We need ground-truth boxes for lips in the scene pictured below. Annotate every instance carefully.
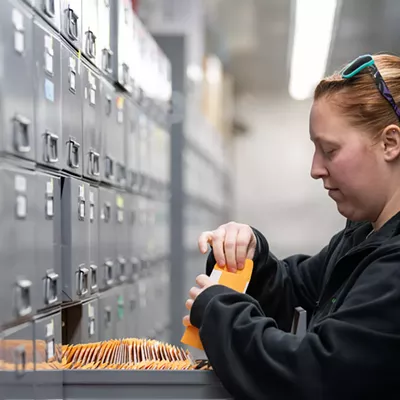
[327,189,341,201]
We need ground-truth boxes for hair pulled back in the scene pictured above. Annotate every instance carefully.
[314,54,400,136]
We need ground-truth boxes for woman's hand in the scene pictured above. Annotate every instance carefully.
[198,222,257,272]
[182,274,216,327]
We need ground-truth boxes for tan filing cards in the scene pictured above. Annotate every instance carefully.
[181,259,254,350]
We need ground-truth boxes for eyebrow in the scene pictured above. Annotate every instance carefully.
[311,136,338,146]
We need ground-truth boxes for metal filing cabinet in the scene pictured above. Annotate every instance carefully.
[97,0,112,75]
[61,41,83,176]
[32,0,61,31]
[127,194,140,276]
[63,370,232,399]
[115,94,126,187]
[158,258,171,338]
[34,172,62,312]
[98,287,126,340]
[0,167,36,326]
[146,198,156,258]
[114,286,126,339]
[137,270,151,339]
[60,0,82,50]
[98,289,115,341]
[0,322,35,400]
[123,283,138,338]
[100,80,116,185]
[137,195,149,259]
[82,62,101,180]
[0,0,35,162]
[33,16,62,170]
[138,112,150,194]
[81,0,98,66]
[98,187,116,291]
[110,0,133,92]
[34,312,63,400]
[115,191,128,285]
[89,186,99,295]
[81,297,99,343]
[61,177,90,302]
[125,100,141,192]
[66,297,99,345]
[34,312,62,368]
[155,199,164,257]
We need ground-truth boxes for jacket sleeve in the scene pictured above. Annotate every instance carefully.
[205,227,345,331]
[192,250,400,400]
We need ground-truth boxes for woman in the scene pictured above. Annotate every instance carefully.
[184,54,400,400]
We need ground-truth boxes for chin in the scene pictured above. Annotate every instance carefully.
[336,203,366,222]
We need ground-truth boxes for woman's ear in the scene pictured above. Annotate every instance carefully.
[381,124,400,161]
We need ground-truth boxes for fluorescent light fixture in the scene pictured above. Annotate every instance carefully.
[289,0,338,100]
[187,64,204,82]
[206,56,222,84]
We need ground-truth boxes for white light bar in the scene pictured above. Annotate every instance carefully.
[289,0,338,100]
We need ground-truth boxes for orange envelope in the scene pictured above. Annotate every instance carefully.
[181,259,254,350]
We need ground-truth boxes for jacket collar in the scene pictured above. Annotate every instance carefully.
[345,210,400,242]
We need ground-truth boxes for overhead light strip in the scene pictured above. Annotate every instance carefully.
[289,0,338,100]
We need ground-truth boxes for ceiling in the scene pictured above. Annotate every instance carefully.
[205,0,400,97]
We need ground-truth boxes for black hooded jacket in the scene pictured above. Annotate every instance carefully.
[190,213,400,400]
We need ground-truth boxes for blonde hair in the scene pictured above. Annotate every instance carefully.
[314,54,400,136]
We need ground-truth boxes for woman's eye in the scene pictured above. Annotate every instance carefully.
[324,149,336,157]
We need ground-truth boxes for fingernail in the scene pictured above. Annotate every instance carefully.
[237,262,243,270]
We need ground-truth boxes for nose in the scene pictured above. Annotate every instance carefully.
[310,152,328,180]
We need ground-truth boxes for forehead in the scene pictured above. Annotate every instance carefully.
[309,99,355,143]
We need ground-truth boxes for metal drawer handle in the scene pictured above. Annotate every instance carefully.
[67,138,80,168]
[118,257,127,283]
[66,7,78,41]
[13,114,31,153]
[102,49,113,74]
[117,164,126,185]
[101,202,111,223]
[90,264,98,292]
[122,63,130,86]
[104,260,114,287]
[44,131,59,163]
[130,257,140,282]
[88,316,95,337]
[85,30,96,58]
[44,0,55,17]
[105,156,114,179]
[45,270,59,305]
[104,306,112,326]
[89,150,100,176]
[76,266,89,296]
[14,345,26,376]
[14,279,32,317]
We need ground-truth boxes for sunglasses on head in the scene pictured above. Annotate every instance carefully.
[340,54,400,120]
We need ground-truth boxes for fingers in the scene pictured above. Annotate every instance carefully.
[198,231,213,254]
[236,226,253,270]
[189,286,202,300]
[212,228,226,266]
[185,298,194,310]
[182,315,190,327]
[224,224,239,271]
[195,274,211,287]
[198,223,255,271]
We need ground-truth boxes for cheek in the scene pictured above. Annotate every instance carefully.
[331,149,380,190]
